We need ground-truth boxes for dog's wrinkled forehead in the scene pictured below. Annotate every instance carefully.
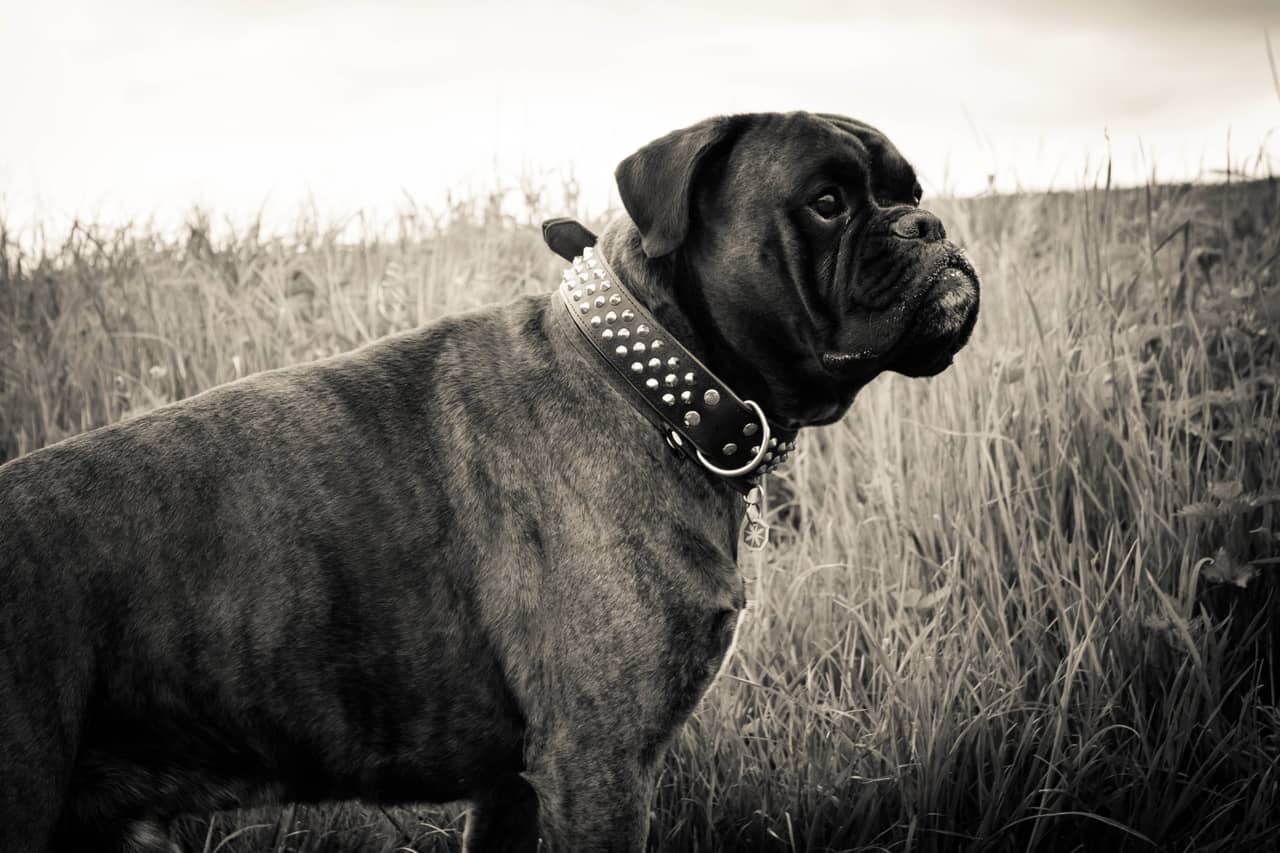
[615,111,926,259]
[717,112,921,210]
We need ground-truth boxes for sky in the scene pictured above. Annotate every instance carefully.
[2,0,1278,237]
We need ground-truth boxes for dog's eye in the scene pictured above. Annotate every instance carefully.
[912,183,923,206]
[810,191,844,219]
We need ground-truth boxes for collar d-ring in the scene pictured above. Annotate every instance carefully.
[694,400,771,477]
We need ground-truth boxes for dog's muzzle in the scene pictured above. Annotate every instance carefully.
[821,243,980,378]
[888,251,980,377]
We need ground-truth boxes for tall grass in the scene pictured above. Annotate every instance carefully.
[2,174,1278,852]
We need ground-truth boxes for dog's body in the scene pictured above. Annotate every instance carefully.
[2,294,738,851]
[0,112,977,851]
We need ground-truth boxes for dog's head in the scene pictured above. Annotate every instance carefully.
[611,111,979,427]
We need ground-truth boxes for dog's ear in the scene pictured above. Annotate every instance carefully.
[615,116,747,259]
[541,218,597,262]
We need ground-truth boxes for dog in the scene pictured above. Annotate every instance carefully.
[0,111,978,852]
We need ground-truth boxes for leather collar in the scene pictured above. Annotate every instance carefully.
[544,219,796,495]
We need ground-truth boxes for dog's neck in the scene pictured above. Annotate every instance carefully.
[550,218,797,494]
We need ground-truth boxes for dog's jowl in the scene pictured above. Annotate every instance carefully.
[0,111,977,852]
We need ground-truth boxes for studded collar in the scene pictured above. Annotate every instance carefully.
[544,219,796,495]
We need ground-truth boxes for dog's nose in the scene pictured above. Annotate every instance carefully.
[891,210,946,243]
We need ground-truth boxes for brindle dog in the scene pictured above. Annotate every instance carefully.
[0,112,978,852]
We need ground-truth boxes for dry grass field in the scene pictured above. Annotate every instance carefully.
[2,172,1278,852]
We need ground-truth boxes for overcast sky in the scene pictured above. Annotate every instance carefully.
[2,0,1278,235]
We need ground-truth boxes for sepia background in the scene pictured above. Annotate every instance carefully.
[4,0,1279,231]
[2,1,1280,850]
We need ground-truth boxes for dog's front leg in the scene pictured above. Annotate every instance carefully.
[524,742,659,853]
[462,749,656,853]
[462,773,542,853]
